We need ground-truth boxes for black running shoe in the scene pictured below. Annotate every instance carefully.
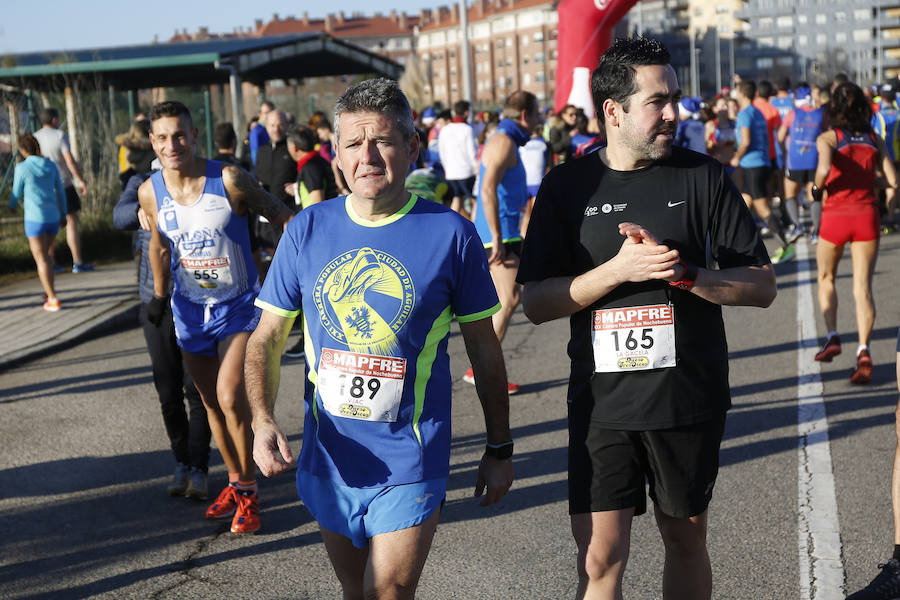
[847,558,900,599]
[284,338,305,358]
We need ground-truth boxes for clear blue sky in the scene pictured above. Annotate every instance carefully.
[0,0,448,54]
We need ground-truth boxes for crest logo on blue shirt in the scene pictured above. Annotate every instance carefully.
[313,247,416,356]
[162,210,179,232]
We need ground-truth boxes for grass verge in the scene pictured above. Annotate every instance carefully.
[0,212,133,283]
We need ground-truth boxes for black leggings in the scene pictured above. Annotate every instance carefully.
[140,302,211,471]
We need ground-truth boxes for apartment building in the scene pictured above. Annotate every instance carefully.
[625,0,747,97]
[734,0,900,87]
[415,0,557,109]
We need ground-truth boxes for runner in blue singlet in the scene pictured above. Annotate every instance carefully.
[138,101,294,535]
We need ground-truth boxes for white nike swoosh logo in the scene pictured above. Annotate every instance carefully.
[415,493,434,503]
[667,201,686,207]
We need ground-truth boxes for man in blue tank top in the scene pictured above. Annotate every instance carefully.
[777,85,824,241]
[469,90,542,393]
[138,101,294,534]
[245,78,514,598]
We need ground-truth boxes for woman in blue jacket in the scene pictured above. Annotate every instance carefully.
[8,134,67,311]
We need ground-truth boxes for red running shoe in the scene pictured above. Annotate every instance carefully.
[205,484,237,520]
[231,493,260,534]
[850,349,873,385]
[462,367,520,394]
[814,335,841,362]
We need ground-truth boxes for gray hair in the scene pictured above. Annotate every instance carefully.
[333,78,415,143]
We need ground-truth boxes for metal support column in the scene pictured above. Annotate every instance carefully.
[127,90,136,123]
[204,88,213,158]
[460,0,473,115]
[108,85,116,135]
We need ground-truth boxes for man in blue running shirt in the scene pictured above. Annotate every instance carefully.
[467,90,543,393]
[245,78,514,599]
[138,101,294,534]
[732,80,795,263]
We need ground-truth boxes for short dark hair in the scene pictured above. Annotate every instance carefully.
[213,122,236,150]
[502,90,539,120]
[149,101,193,126]
[286,126,318,152]
[591,37,671,123]
[739,80,757,100]
[333,77,415,143]
[452,100,470,116]
[775,77,791,92]
[260,100,275,111]
[40,107,59,125]
[757,80,773,98]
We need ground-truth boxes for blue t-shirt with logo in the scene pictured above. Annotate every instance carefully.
[736,105,770,168]
[256,194,500,488]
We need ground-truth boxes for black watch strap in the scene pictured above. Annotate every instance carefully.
[485,441,514,459]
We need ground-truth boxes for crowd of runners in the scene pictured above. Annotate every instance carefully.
[9,33,893,599]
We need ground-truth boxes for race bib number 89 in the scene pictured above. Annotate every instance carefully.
[591,304,676,372]
[318,348,406,422]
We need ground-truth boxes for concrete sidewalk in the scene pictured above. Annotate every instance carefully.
[0,261,141,370]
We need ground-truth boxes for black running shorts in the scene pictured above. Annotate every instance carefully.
[568,408,726,518]
[483,240,522,261]
[785,168,815,185]
[741,166,771,201]
[65,186,81,214]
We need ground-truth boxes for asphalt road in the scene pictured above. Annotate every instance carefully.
[2,233,900,599]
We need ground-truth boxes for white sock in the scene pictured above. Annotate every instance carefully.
[857,345,869,357]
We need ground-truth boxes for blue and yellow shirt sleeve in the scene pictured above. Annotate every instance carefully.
[453,224,501,323]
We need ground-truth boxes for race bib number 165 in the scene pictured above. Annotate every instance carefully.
[591,304,676,372]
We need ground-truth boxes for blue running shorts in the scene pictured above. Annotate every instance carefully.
[171,288,260,356]
[297,470,446,548]
[24,220,59,238]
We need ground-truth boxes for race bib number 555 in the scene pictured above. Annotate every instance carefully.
[317,348,406,422]
[591,304,676,372]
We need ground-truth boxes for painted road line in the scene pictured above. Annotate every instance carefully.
[795,240,845,599]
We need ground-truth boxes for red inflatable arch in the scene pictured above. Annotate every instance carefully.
[554,0,640,119]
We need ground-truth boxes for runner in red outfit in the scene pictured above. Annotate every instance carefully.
[812,83,897,384]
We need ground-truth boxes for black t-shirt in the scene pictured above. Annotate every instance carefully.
[255,139,296,206]
[517,147,769,429]
[298,154,338,202]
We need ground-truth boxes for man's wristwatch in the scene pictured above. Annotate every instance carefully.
[668,260,698,291]
[484,441,514,460]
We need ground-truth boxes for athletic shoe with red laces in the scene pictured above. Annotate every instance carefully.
[205,484,238,520]
[850,349,873,385]
[462,367,520,395]
[231,492,260,534]
[814,335,841,362]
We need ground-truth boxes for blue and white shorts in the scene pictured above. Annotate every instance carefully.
[171,288,260,356]
[297,470,446,549]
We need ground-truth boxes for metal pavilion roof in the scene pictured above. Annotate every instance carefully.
[0,32,403,90]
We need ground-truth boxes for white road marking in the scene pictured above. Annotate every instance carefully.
[795,240,846,599]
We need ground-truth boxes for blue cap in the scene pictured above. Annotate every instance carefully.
[679,97,701,114]
[795,86,811,100]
